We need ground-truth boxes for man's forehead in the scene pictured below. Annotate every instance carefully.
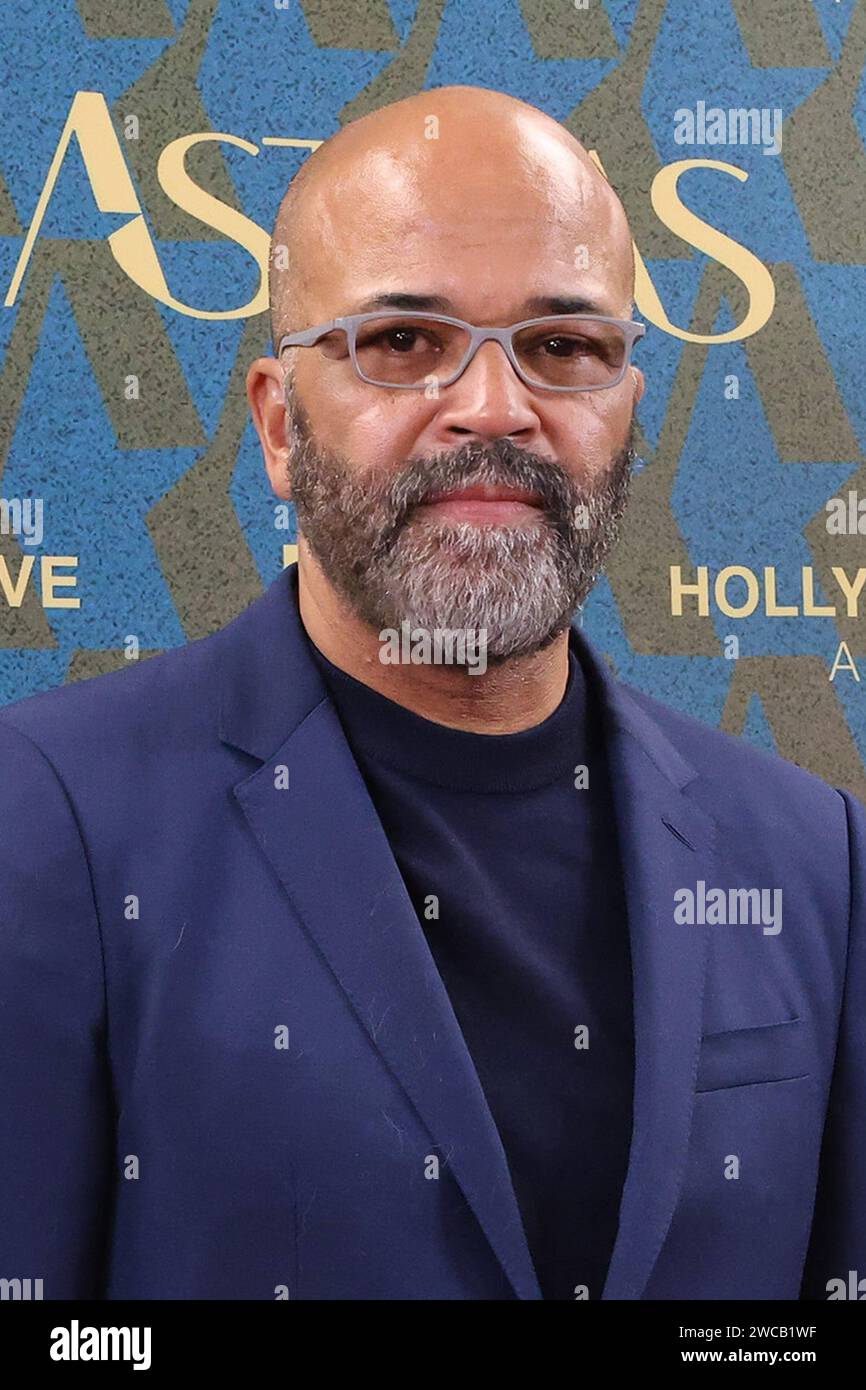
[310,259,631,327]
[301,204,630,318]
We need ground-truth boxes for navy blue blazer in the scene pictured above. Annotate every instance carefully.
[0,562,863,1300]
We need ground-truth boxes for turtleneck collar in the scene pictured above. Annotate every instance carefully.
[304,625,592,795]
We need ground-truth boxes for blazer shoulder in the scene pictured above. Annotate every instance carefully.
[618,677,853,814]
[0,623,228,761]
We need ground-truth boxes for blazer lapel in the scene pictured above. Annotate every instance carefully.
[218,565,543,1301]
[573,635,718,1300]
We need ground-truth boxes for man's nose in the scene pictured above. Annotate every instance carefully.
[432,338,541,441]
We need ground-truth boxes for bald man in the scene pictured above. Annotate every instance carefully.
[0,87,863,1303]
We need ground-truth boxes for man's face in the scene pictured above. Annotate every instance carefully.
[275,135,643,662]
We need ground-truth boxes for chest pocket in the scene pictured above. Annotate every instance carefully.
[696,1017,810,1093]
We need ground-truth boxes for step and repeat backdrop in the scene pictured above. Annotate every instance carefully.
[0,0,864,796]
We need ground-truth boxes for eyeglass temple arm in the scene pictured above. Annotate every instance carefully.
[278,321,341,352]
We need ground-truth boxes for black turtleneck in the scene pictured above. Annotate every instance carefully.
[305,626,634,1300]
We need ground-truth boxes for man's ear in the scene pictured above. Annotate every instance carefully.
[246,357,292,499]
[631,366,645,406]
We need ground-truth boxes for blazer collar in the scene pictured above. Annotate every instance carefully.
[218,564,716,1300]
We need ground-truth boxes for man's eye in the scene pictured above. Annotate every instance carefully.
[541,336,594,357]
[368,328,441,354]
[381,329,421,352]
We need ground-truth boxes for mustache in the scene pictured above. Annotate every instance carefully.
[373,438,583,556]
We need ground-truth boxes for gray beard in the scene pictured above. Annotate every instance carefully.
[286,387,635,665]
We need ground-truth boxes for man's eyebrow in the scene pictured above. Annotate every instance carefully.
[353,293,454,313]
[523,295,608,317]
[350,292,611,317]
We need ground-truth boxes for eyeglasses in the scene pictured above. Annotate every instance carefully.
[276,311,645,392]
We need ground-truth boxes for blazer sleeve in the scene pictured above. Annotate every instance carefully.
[0,719,115,1299]
[800,786,866,1298]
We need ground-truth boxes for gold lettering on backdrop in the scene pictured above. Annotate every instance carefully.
[670,565,866,619]
[645,160,775,342]
[5,91,140,308]
[589,151,775,342]
[151,133,269,318]
[5,91,269,319]
[5,91,775,342]
[0,556,79,608]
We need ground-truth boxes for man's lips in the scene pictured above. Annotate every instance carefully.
[414,483,544,525]
[423,483,542,506]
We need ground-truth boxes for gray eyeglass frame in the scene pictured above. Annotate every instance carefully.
[276,311,646,392]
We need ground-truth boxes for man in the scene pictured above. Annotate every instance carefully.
[0,85,862,1302]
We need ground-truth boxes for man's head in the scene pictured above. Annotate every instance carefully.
[248,84,644,663]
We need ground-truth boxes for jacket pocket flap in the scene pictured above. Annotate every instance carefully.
[696,1017,809,1093]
